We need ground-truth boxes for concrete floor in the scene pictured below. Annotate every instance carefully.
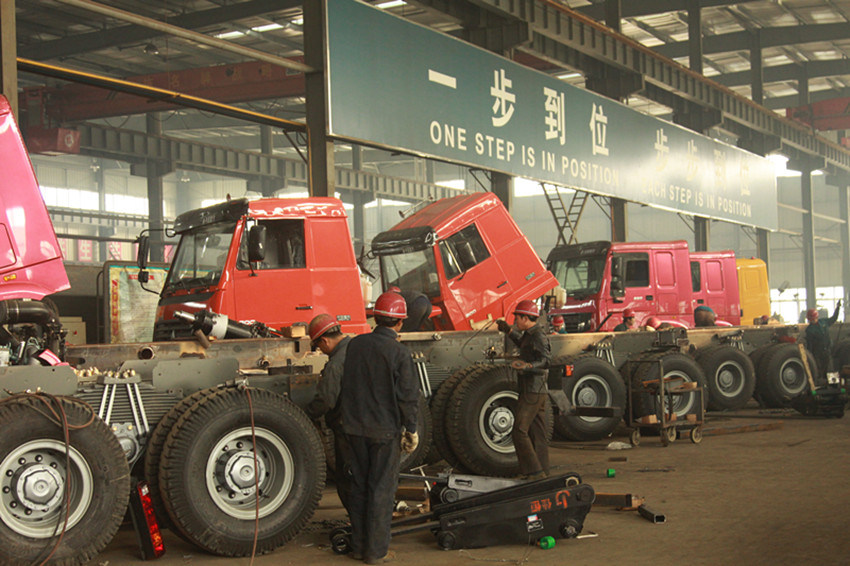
[95,407,850,566]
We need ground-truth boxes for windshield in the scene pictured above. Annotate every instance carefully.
[550,254,606,299]
[380,249,440,298]
[165,221,237,291]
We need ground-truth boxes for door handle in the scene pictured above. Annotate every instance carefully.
[497,281,508,288]
[646,295,654,300]
[295,305,313,310]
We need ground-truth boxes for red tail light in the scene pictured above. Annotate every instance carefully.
[130,481,166,560]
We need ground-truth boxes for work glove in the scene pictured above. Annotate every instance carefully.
[400,431,419,454]
[496,319,511,333]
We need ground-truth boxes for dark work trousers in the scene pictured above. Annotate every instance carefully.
[512,376,549,476]
[331,425,353,513]
[347,434,400,561]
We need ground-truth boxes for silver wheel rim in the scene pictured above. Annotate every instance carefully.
[715,360,746,398]
[205,427,294,520]
[0,440,93,538]
[663,369,695,416]
[778,358,807,396]
[570,374,613,423]
[478,390,518,454]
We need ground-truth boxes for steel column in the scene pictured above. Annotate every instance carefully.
[749,31,763,105]
[688,0,703,75]
[0,0,16,118]
[259,125,279,197]
[756,228,770,273]
[491,172,513,211]
[838,182,850,322]
[604,0,621,33]
[801,165,816,310]
[611,197,627,242]
[694,216,709,252]
[146,114,166,263]
[304,0,334,198]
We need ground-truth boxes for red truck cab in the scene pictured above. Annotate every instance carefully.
[547,240,695,332]
[371,193,558,331]
[153,197,370,340]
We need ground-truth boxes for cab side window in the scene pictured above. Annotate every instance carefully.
[619,253,649,287]
[438,224,491,279]
[237,219,305,270]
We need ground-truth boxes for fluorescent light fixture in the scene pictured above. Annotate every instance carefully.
[436,179,465,191]
[290,17,304,25]
[252,23,285,32]
[557,72,581,80]
[376,0,407,8]
[215,31,245,40]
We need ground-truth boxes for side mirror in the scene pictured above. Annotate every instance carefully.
[248,225,266,263]
[610,256,622,278]
[136,235,150,269]
[611,276,625,299]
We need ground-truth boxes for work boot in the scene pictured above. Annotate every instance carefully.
[365,550,395,564]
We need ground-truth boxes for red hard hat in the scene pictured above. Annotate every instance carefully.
[551,315,564,325]
[308,313,340,343]
[374,291,407,319]
[645,316,662,328]
[387,285,401,294]
[806,308,818,322]
[623,308,635,318]
[513,299,540,317]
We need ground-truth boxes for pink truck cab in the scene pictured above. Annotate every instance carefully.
[547,240,695,332]
[370,193,558,331]
[153,197,370,340]
[0,96,69,302]
[689,250,742,325]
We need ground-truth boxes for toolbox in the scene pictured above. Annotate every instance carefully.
[330,472,594,552]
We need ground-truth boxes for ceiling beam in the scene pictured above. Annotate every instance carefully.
[654,23,850,59]
[764,87,850,111]
[577,0,759,20]
[20,0,302,61]
[713,59,850,88]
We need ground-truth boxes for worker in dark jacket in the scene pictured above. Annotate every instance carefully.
[305,313,353,512]
[340,291,419,565]
[613,308,636,331]
[497,299,551,480]
[805,301,842,378]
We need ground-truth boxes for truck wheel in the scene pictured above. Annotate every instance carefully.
[445,364,553,477]
[696,346,756,411]
[159,387,325,556]
[0,397,130,565]
[399,392,432,471]
[429,365,480,467]
[632,352,707,419]
[554,354,626,441]
[756,343,813,407]
[832,339,850,373]
[144,387,221,533]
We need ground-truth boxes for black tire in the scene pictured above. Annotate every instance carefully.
[445,364,553,477]
[756,343,815,407]
[429,365,480,467]
[832,339,850,373]
[696,346,756,411]
[554,354,626,441]
[0,397,130,566]
[399,392,432,471]
[143,387,221,532]
[631,352,707,420]
[749,343,776,378]
[159,387,325,556]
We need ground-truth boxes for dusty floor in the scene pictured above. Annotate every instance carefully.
[95,407,850,566]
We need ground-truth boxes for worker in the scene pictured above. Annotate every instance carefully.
[550,315,567,334]
[642,316,662,331]
[804,301,842,379]
[305,313,353,513]
[496,299,551,481]
[387,285,432,332]
[613,308,636,331]
[340,291,420,565]
[694,305,717,327]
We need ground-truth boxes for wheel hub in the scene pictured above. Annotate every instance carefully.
[488,406,514,440]
[718,369,735,389]
[220,450,266,494]
[15,465,64,511]
[576,386,599,406]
